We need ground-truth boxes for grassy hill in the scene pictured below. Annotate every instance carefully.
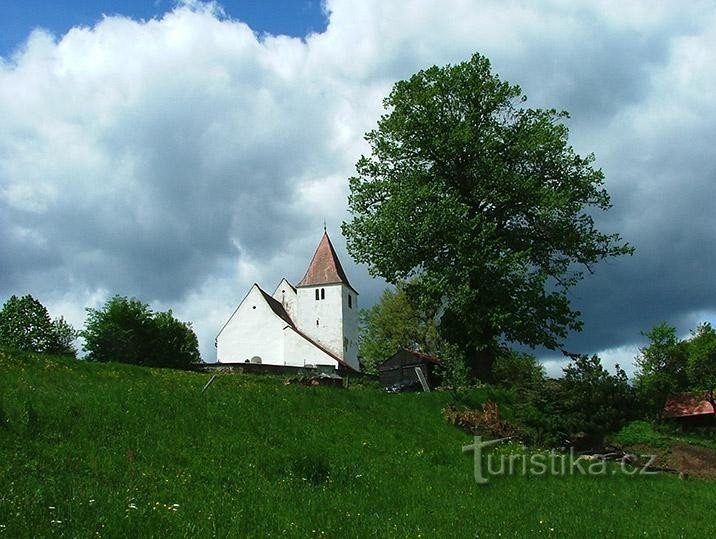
[1,350,715,537]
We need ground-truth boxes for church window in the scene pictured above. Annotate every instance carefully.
[321,288,325,300]
[348,294,352,308]
[315,289,320,300]
[316,319,319,326]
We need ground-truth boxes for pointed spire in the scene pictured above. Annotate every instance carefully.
[297,232,354,290]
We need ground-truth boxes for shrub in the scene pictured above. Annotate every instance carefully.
[612,421,666,447]
[442,401,524,440]
[492,351,545,389]
[559,354,636,446]
[82,296,200,367]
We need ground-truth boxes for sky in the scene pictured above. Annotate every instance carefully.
[1,0,715,375]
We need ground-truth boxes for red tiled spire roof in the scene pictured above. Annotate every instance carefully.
[297,232,354,290]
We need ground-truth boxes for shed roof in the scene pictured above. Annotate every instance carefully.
[297,232,355,291]
[378,348,442,371]
[663,391,715,418]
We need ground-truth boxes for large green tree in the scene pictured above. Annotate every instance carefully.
[633,323,689,417]
[342,53,632,380]
[685,323,716,406]
[0,295,78,357]
[82,296,200,367]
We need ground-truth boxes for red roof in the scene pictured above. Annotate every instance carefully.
[297,232,354,291]
[663,391,715,418]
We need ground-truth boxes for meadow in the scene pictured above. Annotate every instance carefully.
[1,350,715,537]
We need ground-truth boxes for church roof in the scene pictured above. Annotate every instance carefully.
[258,287,296,328]
[297,232,355,291]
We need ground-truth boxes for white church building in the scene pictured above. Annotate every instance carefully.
[215,232,360,372]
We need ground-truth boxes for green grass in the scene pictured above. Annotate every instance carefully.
[1,350,715,537]
[613,420,716,451]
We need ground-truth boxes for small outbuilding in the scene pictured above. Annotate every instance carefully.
[377,348,441,391]
[663,391,715,426]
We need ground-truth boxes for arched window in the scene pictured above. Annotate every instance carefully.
[315,289,320,300]
[348,294,352,309]
[321,288,325,300]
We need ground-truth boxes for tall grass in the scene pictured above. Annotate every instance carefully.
[1,350,714,537]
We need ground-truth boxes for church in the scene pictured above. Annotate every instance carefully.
[215,232,360,372]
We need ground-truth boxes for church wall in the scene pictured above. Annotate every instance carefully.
[341,288,360,370]
[272,279,298,322]
[216,286,286,365]
[295,283,345,359]
[282,328,340,368]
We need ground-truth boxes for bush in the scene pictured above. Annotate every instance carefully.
[492,351,545,389]
[0,295,77,357]
[82,296,200,367]
[612,421,666,447]
[559,355,636,446]
[442,401,525,440]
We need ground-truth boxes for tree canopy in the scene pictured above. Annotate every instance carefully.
[342,53,633,379]
[0,295,78,357]
[634,321,716,417]
[358,284,439,373]
[82,295,200,367]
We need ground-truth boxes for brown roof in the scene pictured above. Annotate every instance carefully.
[663,391,715,418]
[297,232,355,291]
[410,350,442,365]
[258,287,296,328]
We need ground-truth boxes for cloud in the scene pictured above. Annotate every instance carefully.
[1,0,715,368]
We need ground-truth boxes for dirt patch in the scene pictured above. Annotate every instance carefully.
[627,443,716,480]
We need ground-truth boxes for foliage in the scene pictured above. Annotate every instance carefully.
[435,341,473,392]
[342,52,633,380]
[612,421,668,448]
[358,284,438,373]
[48,316,80,357]
[492,351,545,389]
[0,294,77,357]
[685,322,716,392]
[559,354,635,445]
[82,295,199,367]
[442,400,524,440]
[2,350,715,537]
[634,323,689,417]
[151,310,201,368]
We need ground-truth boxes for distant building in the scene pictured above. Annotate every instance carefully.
[663,391,715,424]
[215,232,360,372]
[377,349,441,389]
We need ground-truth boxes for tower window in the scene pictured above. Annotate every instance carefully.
[321,288,325,300]
[348,294,352,309]
[315,289,320,300]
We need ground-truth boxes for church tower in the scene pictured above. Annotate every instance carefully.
[295,232,359,370]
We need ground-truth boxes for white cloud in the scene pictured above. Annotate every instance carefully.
[1,1,716,361]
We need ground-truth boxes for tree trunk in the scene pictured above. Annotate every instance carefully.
[467,345,496,383]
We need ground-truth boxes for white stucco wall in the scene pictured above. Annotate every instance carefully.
[341,288,360,370]
[295,283,345,359]
[283,327,339,368]
[216,285,287,365]
[272,278,298,323]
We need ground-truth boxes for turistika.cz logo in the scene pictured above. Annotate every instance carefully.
[462,436,658,485]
